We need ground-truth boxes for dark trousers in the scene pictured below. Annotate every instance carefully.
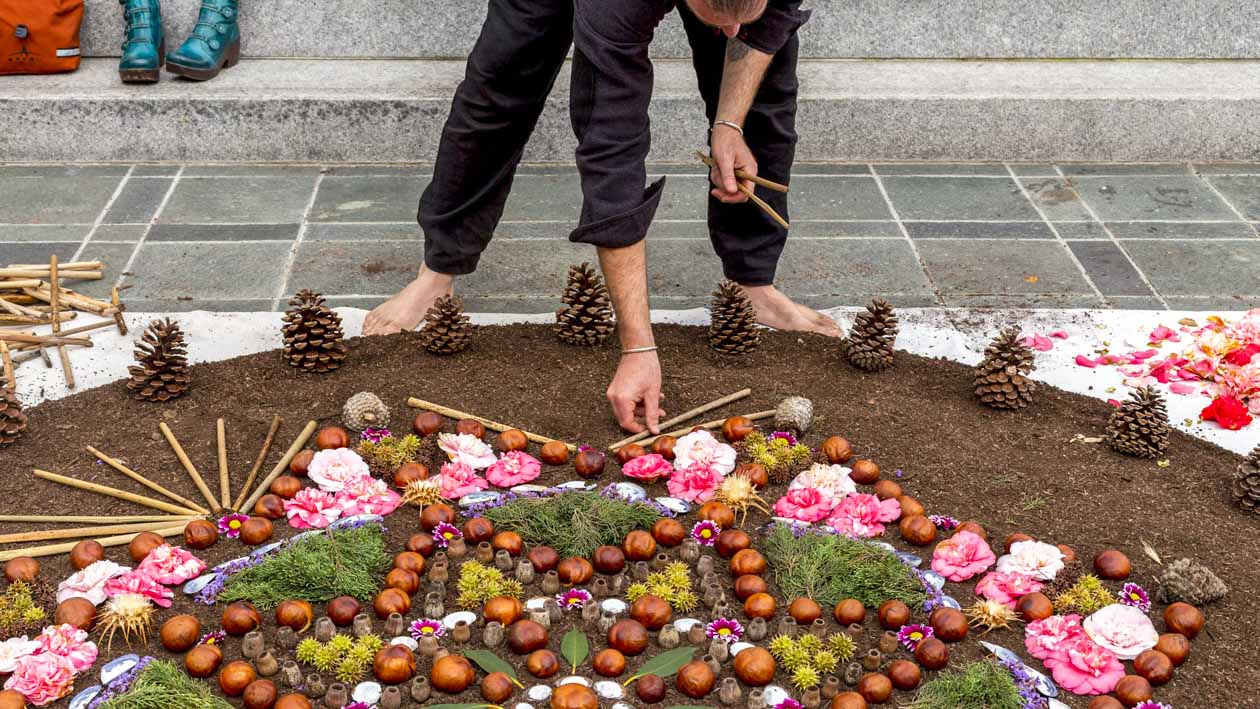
[418,0,799,287]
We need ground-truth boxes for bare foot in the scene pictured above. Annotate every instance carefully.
[362,266,454,336]
[741,285,844,338]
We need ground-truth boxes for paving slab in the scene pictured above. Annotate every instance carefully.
[0,175,121,223]
[1122,240,1260,297]
[915,240,1096,296]
[122,241,293,300]
[1066,241,1158,296]
[310,176,427,223]
[102,178,174,224]
[880,176,1042,221]
[159,176,318,224]
[1071,176,1240,221]
[1204,176,1260,220]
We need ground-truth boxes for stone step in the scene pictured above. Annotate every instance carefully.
[79,0,1260,60]
[4,58,1259,162]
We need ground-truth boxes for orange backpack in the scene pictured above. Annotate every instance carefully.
[0,0,84,75]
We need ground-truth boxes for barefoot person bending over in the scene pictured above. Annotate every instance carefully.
[364,0,840,433]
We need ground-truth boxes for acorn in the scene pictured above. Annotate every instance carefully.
[675,660,716,698]
[834,599,866,625]
[497,429,528,452]
[183,519,219,550]
[69,540,105,570]
[1112,675,1153,707]
[929,607,968,642]
[651,518,686,547]
[373,643,416,684]
[574,449,607,478]
[289,449,315,476]
[327,596,362,626]
[242,679,278,709]
[872,479,902,501]
[856,673,892,703]
[913,638,949,670]
[275,600,314,633]
[721,416,755,442]
[219,660,258,696]
[462,517,495,544]
[55,597,96,631]
[412,411,444,436]
[128,531,165,562]
[2,557,37,583]
[623,530,657,561]
[733,646,776,686]
[1004,532,1034,553]
[593,648,627,677]
[1016,592,1054,622]
[552,684,599,709]
[821,436,853,464]
[887,659,921,691]
[730,548,767,576]
[1133,649,1174,686]
[507,619,549,655]
[630,594,672,630]
[736,462,769,488]
[528,545,560,572]
[699,501,736,529]
[223,602,262,635]
[482,671,515,702]
[607,619,649,655]
[483,596,525,626]
[1093,549,1131,580]
[734,575,769,601]
[315,425,350,450]
[420,503,456,531]
[160,614,202,652]
[955,521,987,540]
[240,517,274,545]
[254,494,286,520]
[899,515,937,546]
[715,529,752,558]
[393,462,429,488]
[526,649,561,678]
[406,534,437,557]
[492,530,524,556]
[831,692,868,709]
[374,588,411,618]
[744,592,777,619]
[1164,602,1204,639]
[431,654,476,693]
[849,460,880,485]
[186,643,224,678]
[540,441,570,465]
[898,495,925,518]
[276,695,313,709]
[650,435,676,460]
[616,443,647,465]
[636,674,667,704]
[1155,633,1190,666]
[386,567,420,595]
[456,418,486,438]
[878,600,911,629]
[558,557,594,585]
[788,598,823,625]
[593,545,627,574]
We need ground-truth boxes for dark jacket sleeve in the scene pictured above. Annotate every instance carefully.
[739,0,811,57]
[568,0,671,249]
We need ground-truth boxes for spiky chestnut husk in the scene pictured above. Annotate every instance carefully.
[402,479,444,508]
[96,593,156,649]
[713,475,771,525]
[964,599,1021,634]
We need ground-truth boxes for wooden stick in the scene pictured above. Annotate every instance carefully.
[20,287,111,315]
[0,526,185,562]
[0,341,13,390]
[0,313,76,326]
[5,261,102,271]
[0,280,42,290]
[406,397,576,452]
[110,286,128,336]
[0,520,189,545]
[32,469,202,516]
[85,446,209,515]
[0,269,101,280]
[736,184,791,229]
[216,419,231,510]
[234,415,283,511]
[49,256,75,389]
[240,420,317,513]
[0,514,199,525]
[0,333,91,347]
[637,410,775,449]
[10,319,114,352]
[158,422,223,513]
[608,388,752,451]
[0,297,39,317]
[694,151,790,193]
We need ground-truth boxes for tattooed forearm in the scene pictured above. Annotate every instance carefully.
[726,38,751,62]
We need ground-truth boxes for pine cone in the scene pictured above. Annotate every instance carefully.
[282,290,348,373]
[1156,558,1229,606]
[0,387,28,447]
[126,318,191,402]
[1231,444,1260,515]
[842,299,898,371]
[1106,386,1170,458]
[709,281,760,355]
[774,396,813,435]
[343,392,390,431]
[419,295,472,355]
[974,326,1037,410]
[555,262,614,347]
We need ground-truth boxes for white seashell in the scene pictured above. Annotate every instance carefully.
[332,514,383,529]
[352,681,382,704]
[526,684,553,701]
[459,491,500,507]
[556,480,595,491]
[69,685,101,709]
[600,599,627,614]
[730,642,754,656]
[612,482,646,502]
[762,685,790,706]
[100,654,140,684]
[654,497,691,514]
[516,704,537,709]
[557,676,591,687]
[871,541,896,554]
[921,570,947,591]
[390,636,418,650]
[595,680,624,699]
[940,595,962,609]
[673,618,703,633]
[511,485,550,495]
[183,572,217,595]
[525,597,549,611]
[442,611,477,629]
[612,704,635,709]
[250,541,284,558]
[896,551,923,567]
[212,556,249,572]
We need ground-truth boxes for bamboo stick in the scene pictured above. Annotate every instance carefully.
[20,287,111,315]
[608,388,751,451]
[32,469,201,516]
[637,410,775,449]
[85,446,209,515]
[5,261,102,271]
[736,183,791,229]
[0,269,101,280]
[234,415,283,511]
[11,319,115,351]
[0,313,75,326]
[0,514,198,525]
[0,341,13,390]
[0,526,185,562]
[0,333,91,347]
[0,520,188,545]
[217,419,230,510]
[406,397,576,452]
[110,286,128,336]
[158,422,223,514]
[694,151,790,193]
[0,280,42,290]
[239,420,317,513]
[49,256,75,389]
[0,297,39,317]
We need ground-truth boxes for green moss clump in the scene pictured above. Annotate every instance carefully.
[1055,575,1114,614]
[456,561,523,609]
[762,524,928,609]
[480,491,662,558]
[98,660,233,709]
[906,660,1025,709]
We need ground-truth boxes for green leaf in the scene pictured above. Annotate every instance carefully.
[623,646,696,685]
[463,649,523,688]
[561,628,590,673]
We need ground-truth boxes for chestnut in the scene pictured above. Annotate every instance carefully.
[834,598,866,626]
[275,600,314,633]
[914,637,949,670]
[484,596,525,626]
[160,614,201,652]
[878,599,911,629]
[2,557,38,583]
[623,529,657,561]
[1087,698,1125,709]
[636,674,667,704]
[887,659,921,691]
[557,557,594,585]
[849,460,880,485]
[1093,549,1131,580]
[527,649,561,678]
[1133,649,1174,686]
[183,519,219,550]
[412,411,444,436]
[698,501,736,529]
[788,598,822,625]
[223,601,262,636]
[240,517,274,545]
[219,660,258,697]
[254,494,286,520]
[405,534,436,557]
[955,521,987,540]
[327,596,362,626]
[1004,532,1034,553]
[186,643,223,678]
[507,619,549,655]
[1164,602,1204,639]
[675,660,716,698]
[386,568,420,595]
[276,695,313,709]
[540,441,570,465]
[552,684,599,709]
[730,548,767,576]
[492,530,524,556]
[373,644,416,684]
[721,416,755,442]
[630,594,672,630]
[607,619,649,655]
[615,443,646,465]
[1155,633,1190,666]
[289,449,314,476]
[650,435,676,460]
[431,654,475,693]
[857,673,892,703]
[129,531,165,562]
[831,692,868,709]
[315,426,350,450]
[374,587,412,618]
[269,475,301,499]
[393,551,426,575]
[242,679,278,709]
[55,597,96,631]
[899,515,937,546]
[456,418,487,439]
[574,449,606,478]
[482,671,515,702]
[463,517,495,544]
[0,690,27,709]
[593,648,627,677]
[1112,675,1153,707]
[929,607,968,642]
[651,518,686,547]
[593,545,627,574]
[744,592,777,620]
[736,462,769,488]
[1016,592,1054,622]
[898,495,925,518]
[872,479,902,501]
[393,462,429,488]
[733,646,776,686]
[420,503,456,531]
[734,574,769,601]
[715,529,752,558]
[497,428,528,452]
[821,436,853,464]
[528,545,560,572]
[69,540,105,570]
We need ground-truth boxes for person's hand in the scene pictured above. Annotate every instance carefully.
[607,351,665,434]
[710,124,757,204]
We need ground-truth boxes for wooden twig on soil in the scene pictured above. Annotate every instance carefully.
[49,256,75,389]
[637,409,775,448]
[0,341,13,390]
[32,469,202,516]
[406,397,576,452]
[0,514,199,524]
[608,388,752,451]
[234,415,283,511]
[0,526,185,562]
[85,446,211,515]
[158,422,223,514]
[239,420,317,513]
[217,419,231,510]
[0,520,188,545]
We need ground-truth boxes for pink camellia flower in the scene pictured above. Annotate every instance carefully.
[772,488,833,523]
[334,475,403,516]
[671,430,737,475]
[485,451,542,488]
[0,636,40,674]
[284,487,343,529]
[3,651,76,706]
[930,530,996,582]
[136,544,207,586]
[1047,634,1125,696]
[437,461,490,500]
[975,571,1044,608]
[621,453,674,483]
[307,448,371,492]
[437,433,497,470]
[56,560,129,605]
[788,463,856,508]
[827,493,902,539]
[995,540,1065,581]
[1082,604,1159,660]
[103,570,174,608]
[36,624,98,674]
[666,463,726,503]
[1025,614,1085,662]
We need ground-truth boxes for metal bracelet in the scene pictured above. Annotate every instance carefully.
[713,119,744,135]
[622,346,659,354]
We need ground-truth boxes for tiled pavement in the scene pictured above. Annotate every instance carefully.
[2,162,1258,313]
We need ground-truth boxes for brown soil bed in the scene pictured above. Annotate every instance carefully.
[1,324,1253,708]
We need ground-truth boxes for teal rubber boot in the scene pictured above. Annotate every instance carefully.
[166,0,240,81]
[118,0,165,84]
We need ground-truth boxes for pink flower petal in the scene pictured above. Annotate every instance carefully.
[1050,331,1070,339]
[1168,381,1199,395]
[1074,355,1099,368]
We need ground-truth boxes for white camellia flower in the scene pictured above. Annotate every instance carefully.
[0,636,40,674]
[995,540,1066,581]
[307,447,372,492]
[56,560,130,605]
[672,430,737,475]
[1083,604,1159,660]
[788,463,857,507]
[437,432,498,470]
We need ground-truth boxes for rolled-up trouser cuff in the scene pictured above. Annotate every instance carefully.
[569,176,667,249]
[423,243,482,277]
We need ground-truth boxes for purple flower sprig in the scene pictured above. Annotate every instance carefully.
[87,655,155,709]
[1000,657,1049,709]
[1119,582,1152,613]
